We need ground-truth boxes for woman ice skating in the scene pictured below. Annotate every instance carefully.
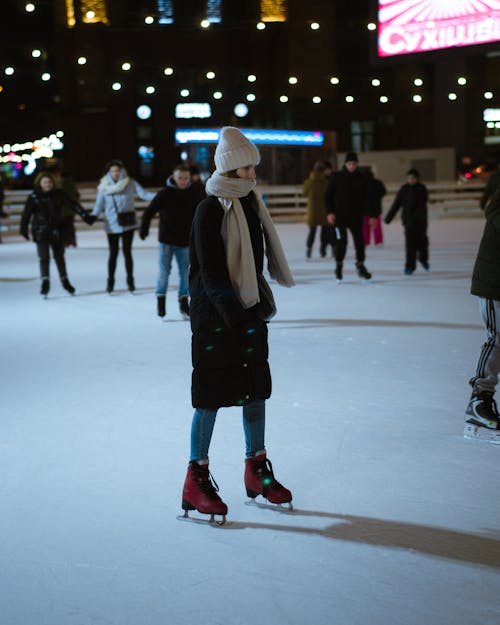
[303,161,330,259]
[180,126,295,524]
[92,160,155,293]
[20,171,94,297]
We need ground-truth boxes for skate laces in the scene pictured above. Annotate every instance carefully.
[480,393,500,418]
[194,466,221,499]
[257,459,283,490]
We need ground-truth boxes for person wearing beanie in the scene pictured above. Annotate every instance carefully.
[324,151,375,282]
[180,126,295,524]
[384,168,429,275]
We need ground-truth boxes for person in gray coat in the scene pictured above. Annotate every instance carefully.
[92,159,155,293]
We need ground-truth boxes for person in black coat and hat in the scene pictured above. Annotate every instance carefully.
[180,127,295,524]
[384,168,429,275]
[325,151,375,282]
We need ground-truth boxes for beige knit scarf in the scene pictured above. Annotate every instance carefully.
[98,175,130,195]
[205,172,295,309]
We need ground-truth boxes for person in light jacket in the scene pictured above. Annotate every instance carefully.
[92,159,155,293]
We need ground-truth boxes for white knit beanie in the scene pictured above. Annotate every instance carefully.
[214,127,260,173]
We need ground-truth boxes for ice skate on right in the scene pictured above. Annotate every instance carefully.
[179,461,228,525]
[356,261,372,280]
[244,451,293,511]
[464,390,500,444]
[335,262,343,284]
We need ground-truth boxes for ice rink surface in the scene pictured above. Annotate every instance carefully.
[1,218,499,625]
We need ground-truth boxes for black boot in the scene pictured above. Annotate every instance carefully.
[127,276,135,292]
[306,247,312,259]
[179,295,190,319]
[335,262,343,282]
[61,276,75,295]
[106,277,114,293]
[40,277,50,297]
[157,295,166,318]
[356,261,372,280]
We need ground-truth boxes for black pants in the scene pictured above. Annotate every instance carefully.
[404,225,428,271]
[306,225,330,251]
[107,229,135,281]
[36,236,67,280]
[334,223,365,264]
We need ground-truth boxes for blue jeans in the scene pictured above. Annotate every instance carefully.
[156,243,189,297]
[190,400,266,461]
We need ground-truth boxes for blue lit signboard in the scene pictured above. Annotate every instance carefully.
[175,128,324,146]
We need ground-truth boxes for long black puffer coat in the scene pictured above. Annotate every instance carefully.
[189,192,271,409]
[324,167,372,226]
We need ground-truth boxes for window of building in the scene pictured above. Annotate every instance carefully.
[206,0,222,23]
[157,0,174,24]
[351,120,374,153]
[261,0,287,22]
[81,1,109,24]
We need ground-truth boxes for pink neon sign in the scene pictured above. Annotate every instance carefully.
[378,0,500,57]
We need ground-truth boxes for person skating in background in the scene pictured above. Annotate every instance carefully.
[384,168,429,275]
[0,176,6,243]
[181,127,295,524]
[464,184,500,444]
[92,159,155,293]
[480,161,500,210]
[303,161,330,259]
[363,168,386,247]
[19,171,94,297]
[139,164,205,319]
[325,151,375,282]
[48,163,81,248]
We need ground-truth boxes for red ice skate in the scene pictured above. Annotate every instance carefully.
[244,452,293,510]
[179,461,228,525]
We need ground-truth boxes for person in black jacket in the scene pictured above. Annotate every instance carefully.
[325,151,375,282]
[20,171,94,296]
[180,127,295,524]
[139,165,205,318]
[384,168,429,275]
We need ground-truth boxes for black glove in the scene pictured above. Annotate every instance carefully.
[84,214,97,225]
[21,231,29,241]
[384,216,390,225]
[139,229,148,241]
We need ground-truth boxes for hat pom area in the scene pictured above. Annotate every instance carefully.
[214,127,260,173]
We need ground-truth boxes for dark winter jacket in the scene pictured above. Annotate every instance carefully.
[189,193,271,409]
[471,185,500,301]
[20,188,91,242]
[139,176,205,246]
[303,170,328,227]
[480,170,500,210]
[324,167,373,226]
[384,182,428,229]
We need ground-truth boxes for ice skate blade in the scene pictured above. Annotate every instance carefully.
[464,423,500,445]
[177,510,227,526]
[245,498,294,512]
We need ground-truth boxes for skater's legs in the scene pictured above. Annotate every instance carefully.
[416,226,429,265]
[36,239,50,279]
[174,246,190,298]
[107,233,120,280]
[190,407,218,462]
[242,399,266,458]
[121,229,134,282]
[350,222,366,263]
[405,227,418,271]
[156,242,174,295]
[306,226,316,250]
[51,237,68,279]
[470,298,500,395]
[373,215,384,245]
[333,226,348,262]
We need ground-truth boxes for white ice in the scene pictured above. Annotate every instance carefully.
[1,219,499,625]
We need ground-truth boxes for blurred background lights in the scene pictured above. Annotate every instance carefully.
[5,67,14,76]
[164,67,174,76]
[144,16,154,24]
[86,10,95,19]
[367,22,376,30]
[414,78,423,86]
[146,85,155,94]
[288,76,298,85]
[346,95,354,102]
[457,77,467,86]
[371,78,381,86]
[413,94,423,102]
[122,62,131,71]
[77,56,87,65]
[213,91,223,99]
[312,96,321,103]
[256,22,266,30]
[180,88,190,97]
[484,91,494,99]
[279,95,288,103]
[206,71,215,79]
[448,92,457,101]
[330,76,340,85]
[136,105,152,120]
[41,72,51,81]
[233,103,249,117]
[201,19,210,28]
[247,74,256,82]
[246,93,256,102]
[112,82,122,91]
[310,22,320,30]
[31,49,41,58]
[25,3,35,11]
[380,95,389,103]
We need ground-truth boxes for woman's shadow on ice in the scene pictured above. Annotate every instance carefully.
[225,509,500,569]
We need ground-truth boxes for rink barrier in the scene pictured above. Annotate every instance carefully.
[0,181,486,239]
